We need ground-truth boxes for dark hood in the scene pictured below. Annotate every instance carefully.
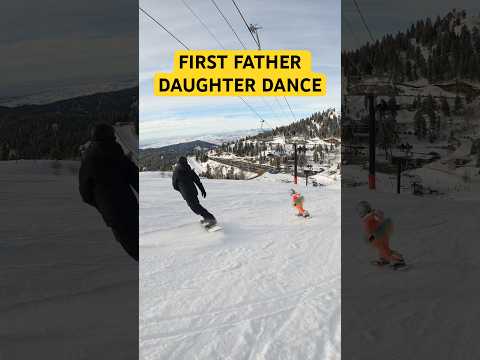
[85,139,125,162]
[176,161,192,173]
[176,156,192,172]
[91,123,115,141]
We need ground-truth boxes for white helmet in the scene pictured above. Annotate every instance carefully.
[356,200,372,217]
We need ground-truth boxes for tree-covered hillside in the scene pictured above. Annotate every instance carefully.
[0,87,138,160]
[343,9,480,83]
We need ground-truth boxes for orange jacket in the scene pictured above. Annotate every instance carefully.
[362,211,401,261]
[362,210,384,238]
[292,193,304,207]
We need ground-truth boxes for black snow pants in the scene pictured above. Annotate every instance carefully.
[186,197,215,221]
[112,226,139,262]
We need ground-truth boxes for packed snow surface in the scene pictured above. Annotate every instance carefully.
[0,160,137,359]
[140,172,340,360]
[342,164,480,358]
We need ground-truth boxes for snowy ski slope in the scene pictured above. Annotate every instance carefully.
[0,161,138,359]
[342,165,480,359]
[140,172,341,360]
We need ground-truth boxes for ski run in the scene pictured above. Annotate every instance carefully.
[140,171,341,360]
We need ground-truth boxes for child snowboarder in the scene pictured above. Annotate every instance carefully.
[356,200,406,270]
[291,189,310,218]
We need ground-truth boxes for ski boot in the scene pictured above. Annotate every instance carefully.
[372,258,390,266]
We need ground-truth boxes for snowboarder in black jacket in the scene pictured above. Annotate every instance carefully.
[79,123,139,261]
[172,156,216,226]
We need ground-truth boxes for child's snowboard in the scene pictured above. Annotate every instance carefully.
[296,210,311,218]
[370,260,409,271]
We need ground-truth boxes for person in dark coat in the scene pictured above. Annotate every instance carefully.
[172,156,216,226]
[79,123,139,261]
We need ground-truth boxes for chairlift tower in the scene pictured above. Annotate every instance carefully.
[288,136,307,185]
[248,24,262,50]
[347,77,398,190]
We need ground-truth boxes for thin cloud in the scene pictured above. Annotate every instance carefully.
[140,0,341,146]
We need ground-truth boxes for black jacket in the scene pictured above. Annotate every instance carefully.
[79,139,138,229]
[172,162,205,201]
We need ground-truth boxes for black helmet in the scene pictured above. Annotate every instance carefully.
[91,123,115,141]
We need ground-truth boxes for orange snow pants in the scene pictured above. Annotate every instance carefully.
[370,221,402,262]
[371,238,403,262]
[295,204,305,216]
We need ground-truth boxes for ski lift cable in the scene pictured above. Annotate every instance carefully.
[274,96,291,122]
[178,0,277,128]
[345,1,383,84]
[352,0,375,43]
[237,96,273,130]
[254,97,282,130]
[230,2,296,127]
[139,5,269,129]
[342,14,379,88]
[216,0,282,129]
[342,13,363,49]
[139,6,190,50]
[180,0,226,49]
[342,14,368,76]
[211,0,284,129]
[260,97,283,122]
[238,97,274,130]
[209,0,248,49]
[177,2,277,130]
[230,0,260,48]
[229,0,296,129]
[284,96,296,122]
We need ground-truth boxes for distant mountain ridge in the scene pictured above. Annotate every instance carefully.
[0,87,138,116]
[140,128,262,149]
[0,78,138,107]
[0,87,138,160]
[139,109,341,173]
[140,140,217,171]
[144,140,217,154]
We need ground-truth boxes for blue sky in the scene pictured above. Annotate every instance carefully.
[139,0,341,147]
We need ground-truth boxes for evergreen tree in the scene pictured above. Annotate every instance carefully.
[440,96,450,116]
[454,95,464,114]
[414,110,427,139]
[0,144,8,161]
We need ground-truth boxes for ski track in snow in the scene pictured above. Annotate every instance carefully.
[140,173,341,360]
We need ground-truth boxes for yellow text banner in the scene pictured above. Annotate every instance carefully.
[154,50,326,97]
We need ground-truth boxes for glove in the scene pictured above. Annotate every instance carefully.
[201,189,206,198]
